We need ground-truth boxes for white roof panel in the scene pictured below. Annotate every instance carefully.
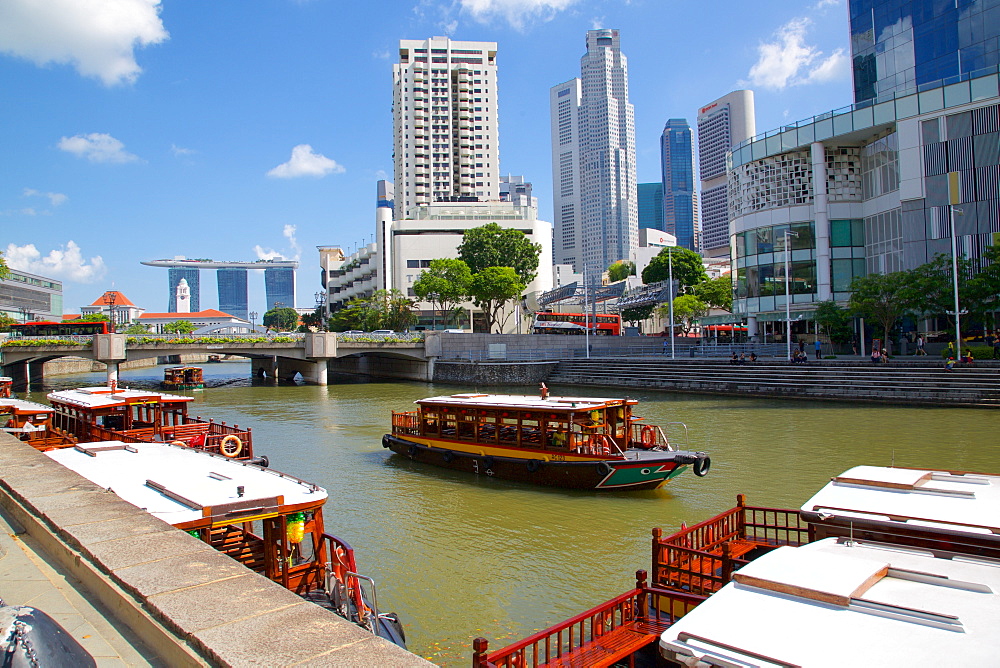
[47,386,193,409]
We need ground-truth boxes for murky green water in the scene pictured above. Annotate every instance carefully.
[26,363,1000,665]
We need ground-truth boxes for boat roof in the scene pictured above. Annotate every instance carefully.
[45,441,326,527]
[0,398,54,415]
[659,537,1000,666]
[415,393,637,412]
[800,465,1000,535]
[47,386,194,409]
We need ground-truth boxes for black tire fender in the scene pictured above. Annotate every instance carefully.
[483,456,495,470]
[693,455,711,477]
[597,461,612,476]
[381,435,391,449]
[527,459,542,473]
[407,444,418,457]
[442,450,455,463]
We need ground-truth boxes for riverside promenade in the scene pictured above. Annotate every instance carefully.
[0,432,432,667]
[545,357,1000,408]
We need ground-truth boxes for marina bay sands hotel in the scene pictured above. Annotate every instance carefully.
[141,259,297,321]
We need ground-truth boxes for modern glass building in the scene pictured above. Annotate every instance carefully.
[216,268,249,321]
[851,0,1000,104]
[0,268,62,321]
[167,267,200,313]
[660,119,697,251]
[264,266,295,311]
[637,182,664,231]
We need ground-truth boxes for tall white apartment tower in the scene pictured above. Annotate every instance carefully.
[696,90,755,258]
[393,37,499,220]
[549,78,582,269]
[551,29,637,278]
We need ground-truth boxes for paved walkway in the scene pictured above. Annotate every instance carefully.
[0,505,163,667]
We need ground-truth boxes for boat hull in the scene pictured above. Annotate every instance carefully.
[382,434,700,490]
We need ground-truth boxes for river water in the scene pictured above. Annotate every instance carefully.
[26,362,1000,665]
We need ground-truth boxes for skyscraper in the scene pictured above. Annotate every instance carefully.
[167,267,200,312]
[637,182,664,231]
[393,37,499,220]
[850,0,1000,104]
[264,266,295,311]
[550,29,637,279]
[660,119,697,251]
[216,268,248,322]
[697,90,755,258]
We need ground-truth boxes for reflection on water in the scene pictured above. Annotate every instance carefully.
[26,362,1000,665]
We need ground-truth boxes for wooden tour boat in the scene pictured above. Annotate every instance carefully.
[385,387,711,490]
[0,376,12,398]
[1,398,78,451]
[161,365,205,390]
[45,441,406,647]
[47,386,262,463]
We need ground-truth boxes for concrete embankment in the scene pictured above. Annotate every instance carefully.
[0,433,433,667]
[545,358,1000,407]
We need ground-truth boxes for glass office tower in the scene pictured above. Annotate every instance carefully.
[264,266,295,310]
[851,0,1000,103]
[660,118,697,251]
[167,267,200,313]
[216,268,248,321]
[637,183,665,231]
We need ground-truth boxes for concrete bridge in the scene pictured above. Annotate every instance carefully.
[1,333,434,386]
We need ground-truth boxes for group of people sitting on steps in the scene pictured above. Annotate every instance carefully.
[729,352,758,365]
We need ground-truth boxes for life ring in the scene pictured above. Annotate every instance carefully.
[693,456,711,477]
[527,459,542,473]
[442,450,455,463]
[170,440,186,447]
[220,435,243,458]
[597,461,612,476]
[640,426,656,448]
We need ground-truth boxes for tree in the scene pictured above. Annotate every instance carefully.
[904,253,974,328]
[641,246,707,290]
[0,250,9,281]
[412,258,472,328]
[300,307,324,331]
[263,307,299,332]
[458,223,542,285]
[813,301,854,345]
[330,299,369,332]
[848,272,911,353]
[621,303,654,325]
[966,244,1000,327]
[371,289,417,332]
[0,312,16,332]
[468,266,524,333]
[68,313,110,322]
[607,260,636,283]
[656,295,708,335]
[693,275,733,312]
[163,320,196,335]
[123,323,150,335]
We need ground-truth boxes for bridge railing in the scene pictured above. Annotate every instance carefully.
[337,332,425,343]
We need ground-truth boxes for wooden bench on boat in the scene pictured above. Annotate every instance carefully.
[652,494,808,596]
[472,571,704,668]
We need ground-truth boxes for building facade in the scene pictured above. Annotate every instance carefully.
[660,118,698,252]
[698,90,756,258]
[167,267,200,313]
[393,37,499,219]
[0,268,62,322]
[638,182,665,231]
[263,266,296,310]
[550,29,638,278]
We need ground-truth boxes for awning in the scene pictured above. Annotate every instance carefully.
[752,310,816,323]
[697,314,744,326]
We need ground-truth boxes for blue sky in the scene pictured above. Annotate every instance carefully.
[1,0,853,316]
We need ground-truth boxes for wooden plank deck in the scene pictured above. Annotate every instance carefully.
[545,618,671,668]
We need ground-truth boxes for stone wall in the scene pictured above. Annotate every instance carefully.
[433,361,558,385]
[329,354,432,381]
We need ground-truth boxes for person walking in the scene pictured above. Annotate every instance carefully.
[994,335,1000,360]
[814,338,822,360]
[915,334,926,355]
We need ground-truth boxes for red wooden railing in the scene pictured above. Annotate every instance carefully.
[83,417,254,458]
[651,494,808,596]
[472,570,704,668]
[391,411,419,436]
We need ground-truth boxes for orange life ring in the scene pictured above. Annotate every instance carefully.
[220,434,243,458]
[170,440,186,447]
[641,425,656,447]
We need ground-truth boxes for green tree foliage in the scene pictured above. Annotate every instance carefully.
[967,244,1000,323]
[123,323,150,335]
[329,290,415,332]
[68,313,111,322]
[299,307,324,331]
[0,312,16,332]
[641,246,707,290]
[607,260,636,283]
[412,258,472,328]
[656,295,708,335]
[903,253,974,326]
[621,303,654,325]
[468,266,524,333]
[813,301,854,344]
[693,275,734,312]
[163,320,196,335]
[848,272,911,353]
[0,250,9,281]
[263,307,300,332]
[458,223,542,285]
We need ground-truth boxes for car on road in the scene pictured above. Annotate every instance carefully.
[371,330,396,335]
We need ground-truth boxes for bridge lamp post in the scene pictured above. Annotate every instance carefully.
[249,311,258,333]
[314,292,327,331]
[102,292,117,332]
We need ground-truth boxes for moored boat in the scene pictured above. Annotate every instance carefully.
[384,388,711,491]
[0,398,77,451]
[47,386,261,462]
[45,441,406,647]
[0,376,12,398]
[161,365,204,390]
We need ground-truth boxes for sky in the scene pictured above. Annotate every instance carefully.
[0,0,854,317]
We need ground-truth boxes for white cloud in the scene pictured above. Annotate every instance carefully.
[746,18,848,90]
[266,144,344,179]
[283,224,302,260]
[0,0,168,86]
[459,0,579,31]
[812,0,840,9]
[170,144,195,157]
[253,245,285,261]
[58,133,139,164]
[5,241,106,283]
[23,188,67,207]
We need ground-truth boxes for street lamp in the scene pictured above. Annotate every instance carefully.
[948,172,967,360]
[249,311,258,332]
[314,291,327,331]
[17,307,32,323]
[102,291,117,332]
[667,246,675,360]
[784,229,800,361]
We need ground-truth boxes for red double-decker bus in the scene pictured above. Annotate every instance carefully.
[532,312,621,336]
[10,321,112,337]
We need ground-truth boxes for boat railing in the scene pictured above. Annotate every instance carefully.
[472,570,704,668]
[391,411,419,435]
[630,420,687,450]
[651,494,808,596]
[83,418,254,458]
